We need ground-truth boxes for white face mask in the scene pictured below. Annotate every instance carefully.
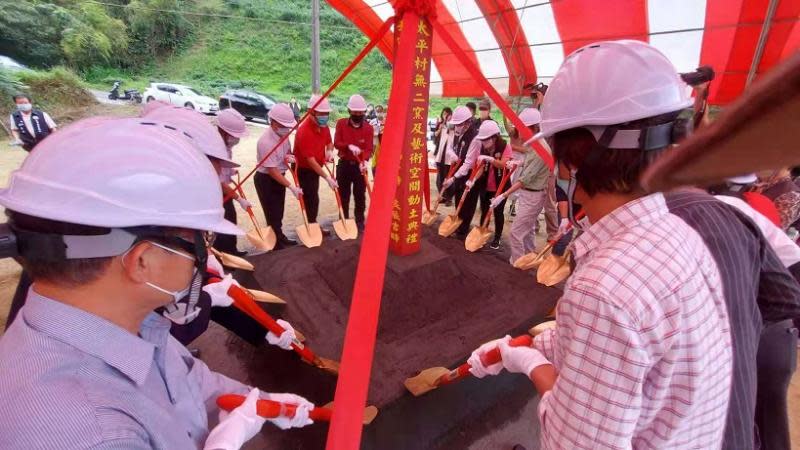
[275,127,291,137]
[17,103,32,113]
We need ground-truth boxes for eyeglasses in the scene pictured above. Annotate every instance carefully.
[147,240,195,261]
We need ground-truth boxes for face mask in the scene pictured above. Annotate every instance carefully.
[479,110,489,119]
[556,164,584,231]
[17,103,32,112]
[315,115,329,126]
[447,123,455,130]
[454,123,468,136]
[275,127,291,137]
[350,115,364,125]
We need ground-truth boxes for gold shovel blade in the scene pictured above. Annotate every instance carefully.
[438,215,463,237]
[332,219,358,241]
[320,402,379,425]
[295,223,323,248]
[421,209,438,226]
[513,243,554,270]
[247,288,286,305]
[537,252,573,286]
[465,226,493,252]
[403,367,450,397]
[209,248,254,271]
[529,320,557,336]
[246,226,276,251]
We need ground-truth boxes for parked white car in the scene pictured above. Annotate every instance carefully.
[142,83,219,114]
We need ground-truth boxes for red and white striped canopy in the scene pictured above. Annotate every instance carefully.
[327,0,800,105]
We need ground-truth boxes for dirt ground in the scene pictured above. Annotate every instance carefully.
[0,113,799,447]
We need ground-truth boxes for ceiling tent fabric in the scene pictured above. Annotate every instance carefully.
[327,0,800,104]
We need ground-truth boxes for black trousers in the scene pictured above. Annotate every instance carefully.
[336,161,366,224]
[754,319,797,450]
[436,162,450,193]
[480,190,507,242]
[298,168,321,223]
[254,171,286,236]
[213,198,239,254]
[456,175,488,235]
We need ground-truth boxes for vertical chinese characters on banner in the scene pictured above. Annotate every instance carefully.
[389,17,433,256]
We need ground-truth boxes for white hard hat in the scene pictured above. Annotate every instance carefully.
[519,108,541,127]
[268,103,298,127]
[347,94,368,112]
[145,106,239,168]
[308,94,332,113]
[727,173,758,185]
[0,117,242,235]
[449,106,472,125]
[475,120,501,140]
[217,108,248,138]
[538,40,692,141]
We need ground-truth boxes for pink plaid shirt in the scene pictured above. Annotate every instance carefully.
[534,193,732,450]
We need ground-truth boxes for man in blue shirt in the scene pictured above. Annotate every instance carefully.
[0,117,313,449]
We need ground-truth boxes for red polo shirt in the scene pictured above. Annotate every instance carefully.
[334,118,374,162]
[294,118,332,170]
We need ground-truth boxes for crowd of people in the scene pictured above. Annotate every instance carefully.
[0,38,798,450]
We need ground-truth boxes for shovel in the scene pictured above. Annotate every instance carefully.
[209,247,254,272]
[217,395,379,425]
[529,320,557,336]
[248,288,287,305]
[324,165,358,241]
[212,276,340,375]
[438,165,483,237]
[404,334,532,397]
[512,211,585,270]
[236,174,276,251]
[289,165,323,248]
[465,166,515,252]
[537,250,574,287]
[422,159,461,226]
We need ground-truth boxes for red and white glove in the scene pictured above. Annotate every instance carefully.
[204,388,267,450]
[265,319,297,350]
[260,393,314,430]
[284,154,296,165]
[359,161,369,172]
[465,179,475,189]
[442,177,455,189]
[348,144,362,157]
[289,186,303,199]
[478,155,495,164]
[325,176,338,189]
[506,160,522,170]
[235,197,252,211]
[202,274,239,308]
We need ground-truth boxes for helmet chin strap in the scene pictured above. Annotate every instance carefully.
[565,168,583,230]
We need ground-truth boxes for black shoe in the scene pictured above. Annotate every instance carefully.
[453,232,467,241]
[490,239,501,249]
[321,228,331,237]
[356,222,365,232]
[444,199,453,207]
[278,234,297,246]
[512,446,527,450]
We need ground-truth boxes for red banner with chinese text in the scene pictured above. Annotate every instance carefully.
[389,16,433,256]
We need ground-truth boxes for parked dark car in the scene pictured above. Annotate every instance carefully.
[219,90,277,121]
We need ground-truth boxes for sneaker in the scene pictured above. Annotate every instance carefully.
[278,234,297,246]
[490,239,501,250]
[321,228,331,237]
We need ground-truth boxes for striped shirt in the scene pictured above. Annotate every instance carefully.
[534,193,732,449]
[665,189,800,449]
[0,290,250,449]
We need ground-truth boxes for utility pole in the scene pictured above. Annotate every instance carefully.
[311,0,321,94]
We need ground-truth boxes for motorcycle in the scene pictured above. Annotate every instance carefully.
[108,81,142,103]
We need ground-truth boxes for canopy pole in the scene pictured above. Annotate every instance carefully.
[747,0,779,86]
[311,0,321,94]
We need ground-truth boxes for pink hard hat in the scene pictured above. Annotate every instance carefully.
[475,120,501,140]
[308,94,332,113]
[145,106,239,168]
[217,108,248,138]
[268,103,298,127]
[347,94,368,112]
[449,106,472,125]
[519,108,542,127]
[140,99,171,117]
[0,117,242,235]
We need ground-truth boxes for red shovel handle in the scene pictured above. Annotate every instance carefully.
[207,276,317,364]
[436,335,533,387]
[324,165,345,210]
[217,394,332,422]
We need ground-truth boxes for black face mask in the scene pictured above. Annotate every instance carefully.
[350,115,364,125]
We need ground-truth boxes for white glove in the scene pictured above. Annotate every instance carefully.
[235,197,252,211]
[265,319,297,350]
[206,252,226,277]
[478,155,495,164]
[498,335,551,376]
[360,161,369,172]
[557,218,570,235]
[348,144,362,157]
[284,154,296,165]
[261,393,314,430]
[445,149,459,165]
[325,149,335,163]
[465,179,475,189]
[506,160,522,170]
[10,139,22,147]
[467,338,506,378]
[289,186,303,199]
[490,194,506,210]
[442,177,455,189]
[325,176,338,189]
[204,388,267,450]
[202,274,239,308]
